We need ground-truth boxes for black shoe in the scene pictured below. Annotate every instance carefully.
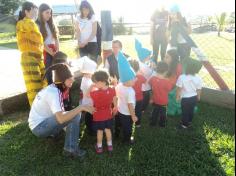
[176,124,188,130]
[63,149,87,159]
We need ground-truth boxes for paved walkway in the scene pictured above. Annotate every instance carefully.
[0,47,26,99]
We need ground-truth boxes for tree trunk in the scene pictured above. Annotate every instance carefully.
[218,28,221,37]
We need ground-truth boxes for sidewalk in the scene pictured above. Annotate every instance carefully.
[0,47,26,100]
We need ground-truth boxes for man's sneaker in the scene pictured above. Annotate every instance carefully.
[95,144,103,154]
[136,124,141,128]
[63,149,87,159]
[177,124,188,130]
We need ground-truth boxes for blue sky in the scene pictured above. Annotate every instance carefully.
[33,0,235,22]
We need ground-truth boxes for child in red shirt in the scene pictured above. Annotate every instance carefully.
[89,70,117,154]
[149,61,173,127]
[129,59,146,127]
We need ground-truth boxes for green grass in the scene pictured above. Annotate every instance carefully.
[0,101,235,176]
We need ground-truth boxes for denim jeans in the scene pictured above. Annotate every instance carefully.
[31,115,81,153]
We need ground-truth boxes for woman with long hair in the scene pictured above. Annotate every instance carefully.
[36,3,59,84]
[28,63,94,158]
[16,1,48,106]
[75,1,98,62]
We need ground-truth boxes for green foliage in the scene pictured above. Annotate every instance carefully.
[0,102,234,176]
[216,12,227,36]
[0,0,24,15]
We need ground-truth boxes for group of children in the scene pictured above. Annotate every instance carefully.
[50,38,202,155]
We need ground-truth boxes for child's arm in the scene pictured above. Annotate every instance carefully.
[112,96,118,116]
[86,84,96,98]
[176,86,182,102]
[197,89,201,101]
[128,103,138,123]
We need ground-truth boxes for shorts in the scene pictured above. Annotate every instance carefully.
[93,119,113,131]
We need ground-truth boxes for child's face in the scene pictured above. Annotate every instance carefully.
[64,77,74,88]
[94,81,106,89]
[143,56,151,63]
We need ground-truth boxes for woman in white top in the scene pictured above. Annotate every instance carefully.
[37,3,59,84]
[28,63,94,158]
[75,1,98,62]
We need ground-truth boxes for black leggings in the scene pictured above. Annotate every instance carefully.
[79,42,98,62]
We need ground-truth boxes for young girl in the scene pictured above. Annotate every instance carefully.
[76,1,98,62]
[37,3,59,84]
[176,59,202,129]
[115,52,138,144]
[16,2,48,106]
[129,59,146,127]
[89,70,117,154]
[80,56,97,135]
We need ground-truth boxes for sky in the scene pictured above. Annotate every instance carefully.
[33,0,235,22]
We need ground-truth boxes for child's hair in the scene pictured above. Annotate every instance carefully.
[52,51,68,64]
[37,3,58,41]
[166,49,180,77]
[156,61,169,74]
[79,1,95,19]
[185,58,202,75]
[112,40,123,49]
[129,59,140,73]
[92,70,110,86]
[18,1,37,22]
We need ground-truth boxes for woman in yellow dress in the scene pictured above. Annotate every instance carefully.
[16,2,47,106]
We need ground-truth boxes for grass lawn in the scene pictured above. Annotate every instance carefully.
[0,99,235,175]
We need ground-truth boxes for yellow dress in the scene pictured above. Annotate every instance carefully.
[16,17,47,106]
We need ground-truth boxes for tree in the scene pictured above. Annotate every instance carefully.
[0,0,24,15]
[216,12,227,37]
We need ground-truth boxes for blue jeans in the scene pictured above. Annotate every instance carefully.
[32,115,81,153]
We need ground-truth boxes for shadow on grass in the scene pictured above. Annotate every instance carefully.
[129,103,234,175]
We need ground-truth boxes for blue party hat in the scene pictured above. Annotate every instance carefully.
[135,39,152,62]
[118,51,136,83]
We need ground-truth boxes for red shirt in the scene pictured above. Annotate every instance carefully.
[133,74,146,101]
[149,76,173,105]
[169,64,183,87]
[90,87,116,122]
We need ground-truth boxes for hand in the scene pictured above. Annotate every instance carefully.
[112,107,118,116]
[176,96,181,102]
[79,105,95,114]
[79,43,86,48]
[197,95,201,101]
[149,99,153,104]
[48,48,56,56]
[131,115,138,123]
